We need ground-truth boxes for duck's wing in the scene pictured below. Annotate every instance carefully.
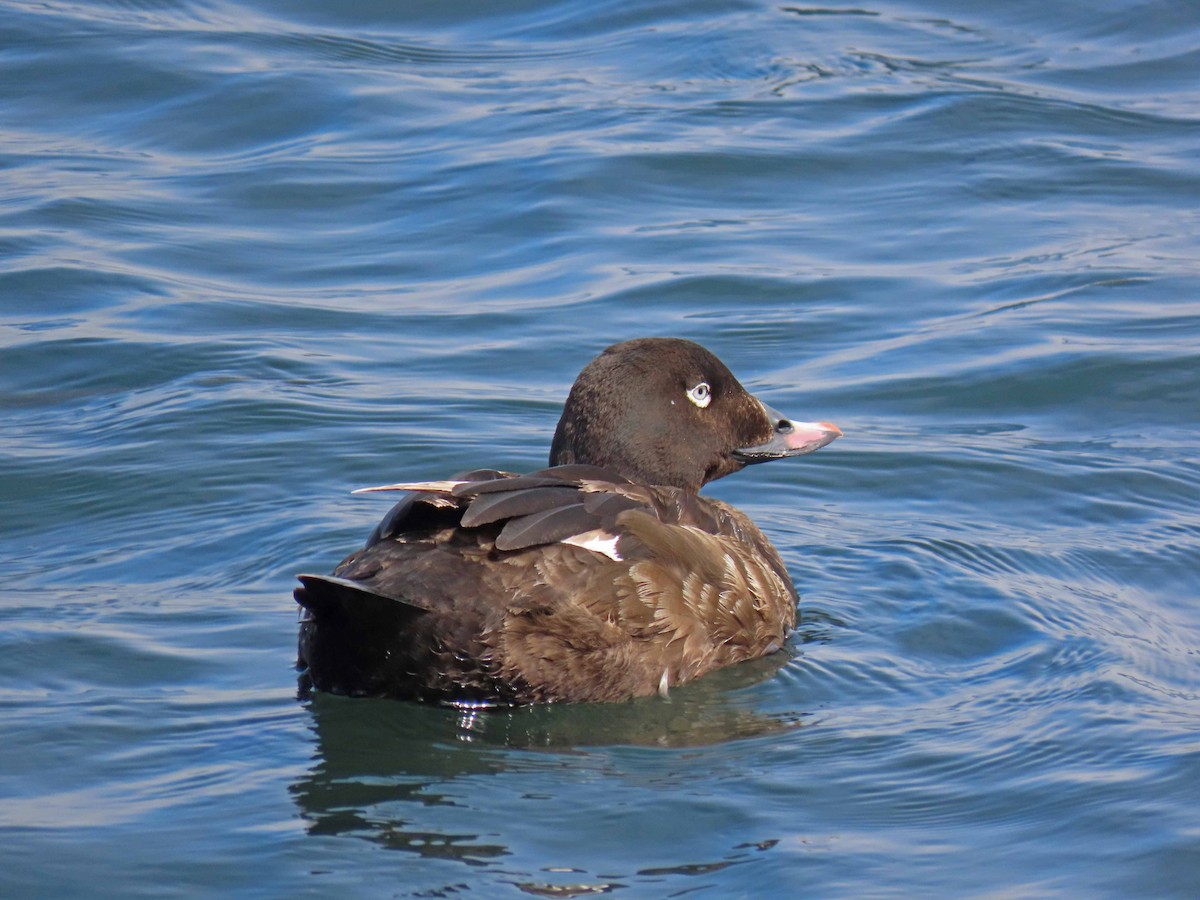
[351,464,653,557]
[358,468,510,547]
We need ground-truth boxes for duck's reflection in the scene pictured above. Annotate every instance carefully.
[290,651,804,867]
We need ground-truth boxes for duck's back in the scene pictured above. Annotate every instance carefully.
[295,465,798,705]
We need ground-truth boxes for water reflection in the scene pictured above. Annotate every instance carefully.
[291,652,803,869]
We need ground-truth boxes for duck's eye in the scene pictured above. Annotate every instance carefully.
[686,382,712,409]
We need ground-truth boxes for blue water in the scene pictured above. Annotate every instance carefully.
[2,0,1198,895]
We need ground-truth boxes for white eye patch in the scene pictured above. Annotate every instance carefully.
[686,381,712,408]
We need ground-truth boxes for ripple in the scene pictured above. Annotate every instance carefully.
[3,0,1200,895]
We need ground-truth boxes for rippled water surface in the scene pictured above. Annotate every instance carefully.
[3,0,1198,896]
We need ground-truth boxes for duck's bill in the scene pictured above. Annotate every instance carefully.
[735,406,842,462]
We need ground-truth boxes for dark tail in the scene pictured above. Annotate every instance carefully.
[295,574,429,698]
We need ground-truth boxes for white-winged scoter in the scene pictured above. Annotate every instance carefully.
[295,337,840,705]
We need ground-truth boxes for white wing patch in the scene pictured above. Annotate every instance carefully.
[561,529,623,561]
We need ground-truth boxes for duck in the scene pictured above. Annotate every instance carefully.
[295,337,840,705]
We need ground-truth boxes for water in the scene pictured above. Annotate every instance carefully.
[2,0,1198,895]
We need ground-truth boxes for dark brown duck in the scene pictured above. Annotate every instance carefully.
[295,337,841,705]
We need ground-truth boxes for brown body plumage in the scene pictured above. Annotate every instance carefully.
[296,338,840,705]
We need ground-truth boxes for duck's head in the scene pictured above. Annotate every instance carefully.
[549,337,841,492]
